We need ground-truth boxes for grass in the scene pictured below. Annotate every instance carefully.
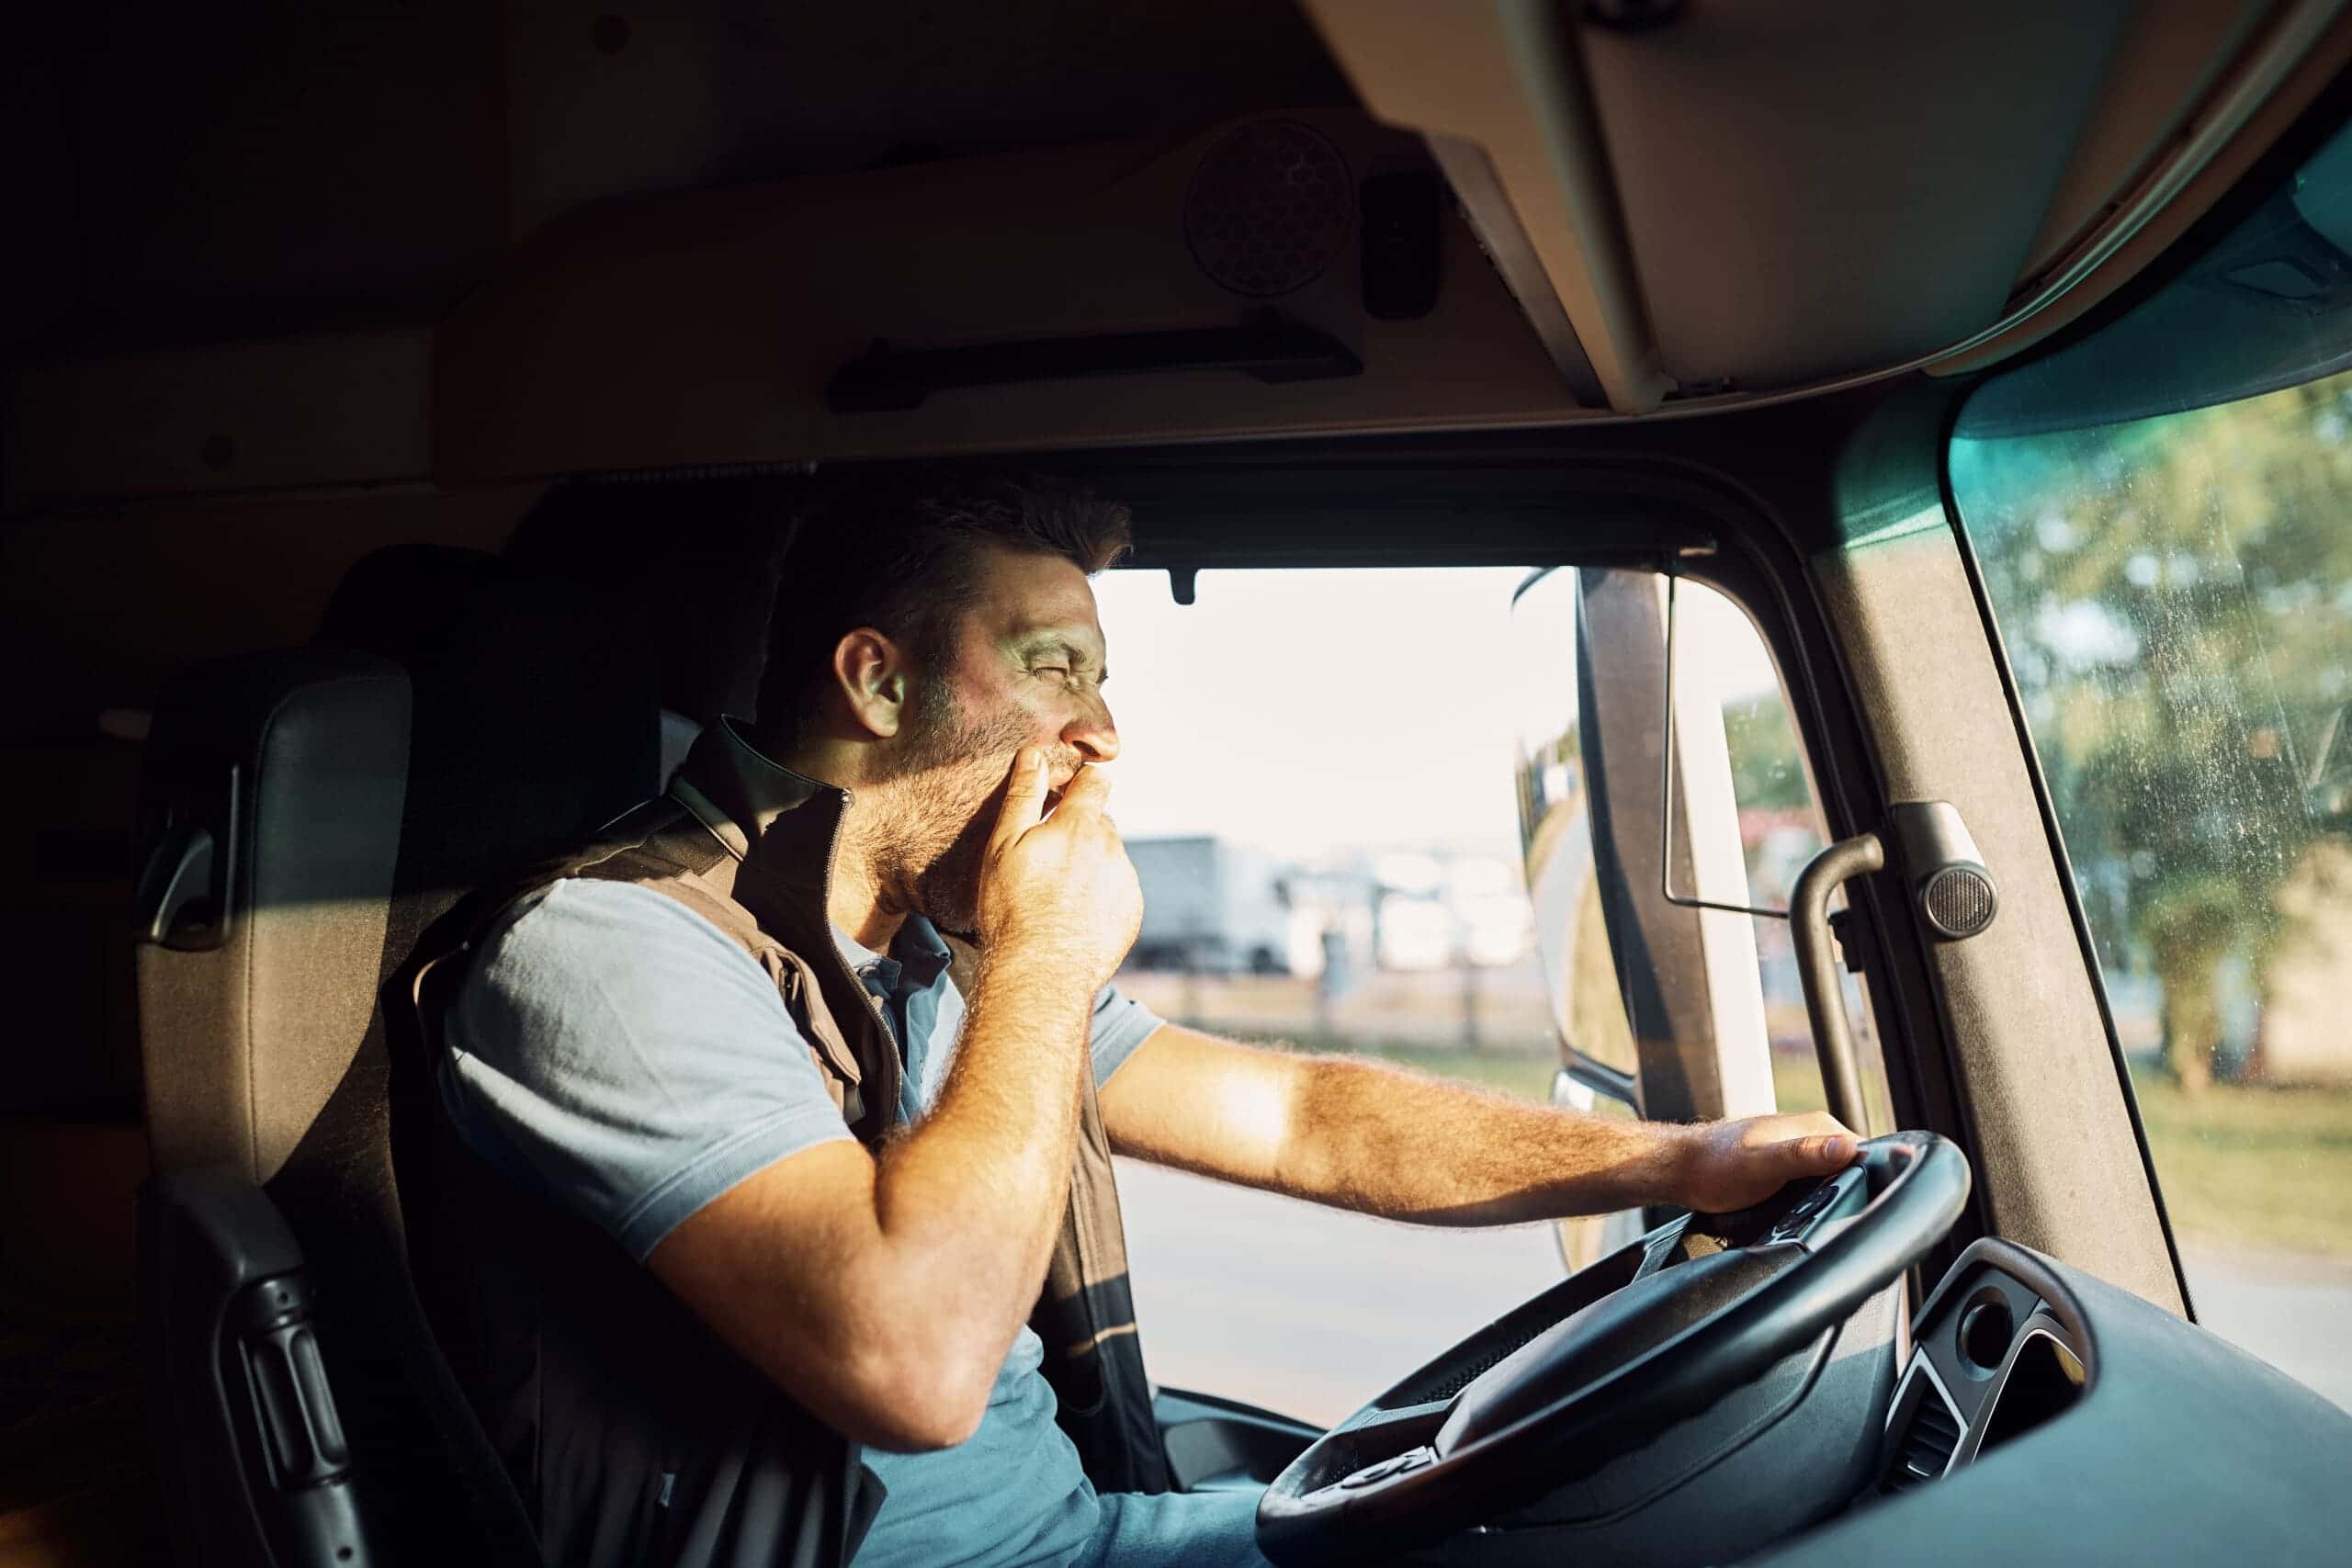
[1250,1037,2352,1259]
[2126,1067,2352,1258]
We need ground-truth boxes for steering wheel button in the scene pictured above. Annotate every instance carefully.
[1340,1457,1409,1489]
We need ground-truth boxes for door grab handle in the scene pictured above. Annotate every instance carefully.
[825,310,1362,413]
[1555,1055,1638,1111]
[1790,833,1884,1133]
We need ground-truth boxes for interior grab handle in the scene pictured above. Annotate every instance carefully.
[1789,832,1884,1134]
[826,310,1362,412]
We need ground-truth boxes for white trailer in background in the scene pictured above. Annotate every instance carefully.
[1125,836,1294,975]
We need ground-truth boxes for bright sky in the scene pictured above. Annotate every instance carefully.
[1090,567,1537,859]
[1086,566,1781,862]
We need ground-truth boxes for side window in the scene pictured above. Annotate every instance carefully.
[1096,565,1865,1423]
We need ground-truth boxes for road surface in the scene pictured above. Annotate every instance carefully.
[1115,1160,2352,1426]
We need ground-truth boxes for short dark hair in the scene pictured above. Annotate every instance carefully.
[755,465,1133,740]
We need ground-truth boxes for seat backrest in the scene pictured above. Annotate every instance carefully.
[132,649,406,1566]
[135,649,409,1180]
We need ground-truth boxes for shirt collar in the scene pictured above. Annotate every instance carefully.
[832,914,954,994]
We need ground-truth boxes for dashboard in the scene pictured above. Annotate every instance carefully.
[1758,1237,2352,1566]
[1207,1187,2352,1568]
[1879,1247,2086,1494]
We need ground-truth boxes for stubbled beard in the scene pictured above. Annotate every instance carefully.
[863,687,1069,941]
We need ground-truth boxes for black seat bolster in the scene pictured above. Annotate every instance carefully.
[139,1169,375,1568]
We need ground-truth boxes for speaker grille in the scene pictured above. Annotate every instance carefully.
[1921,866,1996,939]
[1184,120,1354,298]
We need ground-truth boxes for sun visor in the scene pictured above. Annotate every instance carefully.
[434,109,1601,480]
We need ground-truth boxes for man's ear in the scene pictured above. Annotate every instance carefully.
[831,627,909,739]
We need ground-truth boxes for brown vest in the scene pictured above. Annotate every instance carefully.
[406,726,1167,1568]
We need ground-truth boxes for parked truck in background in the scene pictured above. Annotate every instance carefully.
[1125,836,1294,975]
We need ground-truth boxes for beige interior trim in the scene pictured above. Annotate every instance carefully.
[1934,0,2352,378]
[1816,525,2186,1314]
[1420,132,1608,404]
[1300,0,1672,413]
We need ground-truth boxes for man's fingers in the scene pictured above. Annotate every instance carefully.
[1787,1132,1860,1171]
[1053,762,1114,820]
[991,748,1050,849]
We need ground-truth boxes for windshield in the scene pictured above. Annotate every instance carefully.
[1949,120,2352,1412]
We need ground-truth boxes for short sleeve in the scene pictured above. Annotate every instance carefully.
[440,877,856,1262]
[1089,981,1165,1085]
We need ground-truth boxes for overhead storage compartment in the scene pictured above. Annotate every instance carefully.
[434,108,1595,481]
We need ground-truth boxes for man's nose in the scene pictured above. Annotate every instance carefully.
[1064,700,1119,764]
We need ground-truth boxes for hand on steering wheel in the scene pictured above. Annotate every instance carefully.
[1255,1133,1972,1567]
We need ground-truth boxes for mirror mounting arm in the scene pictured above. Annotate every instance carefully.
[1790,833,1886,1134]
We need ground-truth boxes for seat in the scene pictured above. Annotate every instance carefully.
[131,647,537,1566]
[500,474,799,778]
[128,500,780,1568]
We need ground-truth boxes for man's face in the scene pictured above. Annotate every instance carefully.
[878,543,1119,935]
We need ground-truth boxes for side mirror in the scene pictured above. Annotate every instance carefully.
[1510,566,1785,1130]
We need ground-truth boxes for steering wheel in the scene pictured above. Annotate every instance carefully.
[1255,1132,1972,1567]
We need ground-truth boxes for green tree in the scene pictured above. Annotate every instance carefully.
[1724,694,1812,812]
[1952,376,2352,1089]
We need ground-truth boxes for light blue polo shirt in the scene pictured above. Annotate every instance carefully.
[438,875,1169,1568]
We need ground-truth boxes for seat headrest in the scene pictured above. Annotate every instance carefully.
[317,543,661,899]
[132,649,410,1181]
[501,476,795,727]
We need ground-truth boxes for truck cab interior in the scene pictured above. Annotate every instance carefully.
[6,3,2352,1565]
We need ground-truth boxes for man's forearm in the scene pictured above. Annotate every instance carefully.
[1274,1052,1696,1225]
[867,961,1094,1367]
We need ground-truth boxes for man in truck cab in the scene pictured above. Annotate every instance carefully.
[424,468,1861,1568]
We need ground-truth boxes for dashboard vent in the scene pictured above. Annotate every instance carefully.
[1882,1391,1963,1494]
